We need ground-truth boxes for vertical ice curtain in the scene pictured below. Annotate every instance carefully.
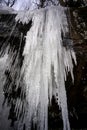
[16,7,77,130]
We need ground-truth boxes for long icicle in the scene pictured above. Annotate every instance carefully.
[16,6,77,130]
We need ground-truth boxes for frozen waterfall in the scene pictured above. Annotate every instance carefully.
[15,6,77,130]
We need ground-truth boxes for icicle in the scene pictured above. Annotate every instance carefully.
[16,6,77,130]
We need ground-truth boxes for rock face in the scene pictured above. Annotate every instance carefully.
[0,6,87,130]
[67,6,87,129]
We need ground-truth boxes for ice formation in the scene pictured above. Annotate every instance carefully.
[15,6,77,130]
[13,0,39,10]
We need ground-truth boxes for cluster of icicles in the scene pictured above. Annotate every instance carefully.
[15,6,77,130]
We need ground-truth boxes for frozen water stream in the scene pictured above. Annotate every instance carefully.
[16,6,77,130]
[0,6,77,130]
